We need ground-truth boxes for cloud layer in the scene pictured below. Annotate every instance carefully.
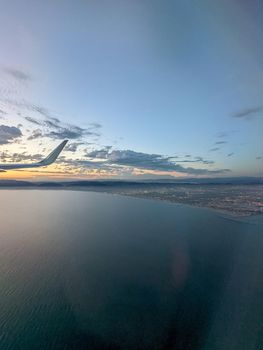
[85,148,229,175]
[0,125,22,144]
[25,114,100,141]
[0,67,238,178]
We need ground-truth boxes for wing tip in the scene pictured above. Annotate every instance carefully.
[40,139,69,166]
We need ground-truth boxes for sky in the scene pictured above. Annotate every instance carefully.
[0,0,262,180]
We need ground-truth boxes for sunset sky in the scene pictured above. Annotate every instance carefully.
[0,0,262,180]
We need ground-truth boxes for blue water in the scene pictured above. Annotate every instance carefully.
[0,190,263,350]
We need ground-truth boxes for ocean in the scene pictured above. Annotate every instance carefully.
[0,190,262,350]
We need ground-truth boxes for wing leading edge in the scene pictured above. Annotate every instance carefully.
[0,140,68,170]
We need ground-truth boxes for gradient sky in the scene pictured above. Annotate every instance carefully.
[0,0,262,180]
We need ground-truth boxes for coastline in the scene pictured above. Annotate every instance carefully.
[1,186,262,219]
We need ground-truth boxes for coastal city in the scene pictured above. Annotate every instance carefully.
[97,183,263,217]
[1,180,262,217]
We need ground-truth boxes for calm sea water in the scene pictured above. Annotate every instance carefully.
[0,190,263,350]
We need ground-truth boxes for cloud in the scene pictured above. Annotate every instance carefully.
[0,125,22,144]
[25,116,42,125]
[232,106,262,119]
[209,147,220,152]
[227,152,234,157]
[3,97,102,144]
[89,122,102,129]
[43,118,101,139]
[215,141,227,145]
[216,132,228,138]
[86,146,112,158]
[4,68,32,82]
[0,149,43,163]
[48,117,60,124]
[43,113,101,140]
[9,152,42,163]
[29,104,52,118]
[194,156,214,165]
[168,156,214,165]
[24,112,101,141]
[3,99,53,119]
[85,148,229,175]
[44,117,61,129]
[27,129,43,140]
[46,125,97,140]
[65,142,85,152]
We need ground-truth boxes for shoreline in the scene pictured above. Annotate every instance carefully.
[1,186,262,219]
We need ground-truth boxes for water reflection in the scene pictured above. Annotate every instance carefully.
[0,190,262,349]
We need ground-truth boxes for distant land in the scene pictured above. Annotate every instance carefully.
[0,176,263,187]
[1,177,263,217]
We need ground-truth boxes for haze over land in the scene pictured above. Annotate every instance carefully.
[1,178,262,217]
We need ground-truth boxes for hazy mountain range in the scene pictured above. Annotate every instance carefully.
[0,177,262,188]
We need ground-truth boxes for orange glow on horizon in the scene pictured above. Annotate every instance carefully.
[0,167,188,181]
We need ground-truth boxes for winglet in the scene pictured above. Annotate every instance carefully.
[39,140,68,166]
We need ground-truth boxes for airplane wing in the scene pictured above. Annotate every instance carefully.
[0,140,68,170]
